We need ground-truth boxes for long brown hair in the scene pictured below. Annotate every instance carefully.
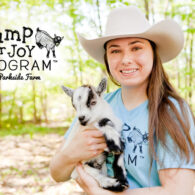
[104,41,195,165]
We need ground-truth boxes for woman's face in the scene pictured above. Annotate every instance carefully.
[106,37,154,88]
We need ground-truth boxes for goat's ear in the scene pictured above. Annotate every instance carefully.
[96,78,107,96]
[61,85,74,98]
[61,36,64,40]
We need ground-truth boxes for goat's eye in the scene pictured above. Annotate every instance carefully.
[91,101,96,106]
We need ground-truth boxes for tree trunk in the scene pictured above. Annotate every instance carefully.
[96,0,102,37]
[188,34,193,107]
[19,104,24,124]
[177,63,180,89]
[184,12,191,102]
[0,79,2,128]
[32,79,38,123]
[40,86,48,123]
[95,0,107,89]
[8,88,17,121]
[144,0,149,19]
[70,0,83,85]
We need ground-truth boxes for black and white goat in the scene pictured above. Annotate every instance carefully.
[61,78,129,192]
[35,28,63,58]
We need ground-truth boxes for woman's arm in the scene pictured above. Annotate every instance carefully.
[50,127,107,182]
[49,139,76,182]
[76,164,195,195]
[122,168,194,195]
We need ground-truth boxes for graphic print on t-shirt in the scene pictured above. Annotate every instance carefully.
[122,123,149,166]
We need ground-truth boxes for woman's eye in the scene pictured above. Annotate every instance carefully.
[132,47,141,51]
[91,101,96,106]
[111,50,120,54]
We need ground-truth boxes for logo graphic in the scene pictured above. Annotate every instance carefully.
[122,123,148,154]
[122,123,149,166]
[0,26,63,81]
[127,126,148,154]
[35,28,64,58]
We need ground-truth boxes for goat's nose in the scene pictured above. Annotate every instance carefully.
[79,115,85,121]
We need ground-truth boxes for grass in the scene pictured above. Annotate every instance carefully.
[0,123,68,137]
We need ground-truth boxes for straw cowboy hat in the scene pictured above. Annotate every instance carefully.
[77,6,184,64]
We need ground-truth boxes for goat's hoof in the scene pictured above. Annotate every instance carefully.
[120,180,129,189]
[104,182,128,192]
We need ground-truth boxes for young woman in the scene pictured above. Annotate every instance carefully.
[50,6,195,195]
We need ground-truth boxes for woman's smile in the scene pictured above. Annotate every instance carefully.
[120,67,140,76]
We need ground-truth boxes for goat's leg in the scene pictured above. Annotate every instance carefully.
[52,49,56,58]
[71,164,120,189]
[83,164,127,192]
[133,145,137,153]
[139,145,143,153]
[46,50,50,58]
[97,125,124,153]
[36,42,43,49]
[111,154,129,190]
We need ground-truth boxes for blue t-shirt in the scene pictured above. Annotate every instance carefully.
[64,88,195,189]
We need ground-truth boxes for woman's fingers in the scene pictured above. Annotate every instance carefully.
[75,164,105,195]
[76,176,84,188]
[87,137,106,146]
[83,129,104,138]
[82,130,107,153]
[89,143,107,151]
[76,164,87,187]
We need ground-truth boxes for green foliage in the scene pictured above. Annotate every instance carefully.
[0,0,194,133]
[0,123,67,137]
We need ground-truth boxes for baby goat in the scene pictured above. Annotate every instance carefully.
[61,78,129,192]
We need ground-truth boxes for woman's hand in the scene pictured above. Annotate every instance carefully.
[66,125,107,163]
[76,163,108,195]
[50,125,106,182]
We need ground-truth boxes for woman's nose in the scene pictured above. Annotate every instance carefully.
[122,52,133,65]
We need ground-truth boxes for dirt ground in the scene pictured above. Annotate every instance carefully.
[0,134,194,195]
[0,134,84,195]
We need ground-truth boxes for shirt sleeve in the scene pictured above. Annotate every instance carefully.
[156,101,195,170]
[64,117,78,139]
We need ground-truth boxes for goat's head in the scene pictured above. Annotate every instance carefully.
[61,78,107,126]
[54,34,64,46]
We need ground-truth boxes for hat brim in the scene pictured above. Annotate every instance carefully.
[77,19,184,64]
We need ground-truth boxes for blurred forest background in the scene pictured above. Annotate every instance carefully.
[0,0,194,133]
[0,0,194,195]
